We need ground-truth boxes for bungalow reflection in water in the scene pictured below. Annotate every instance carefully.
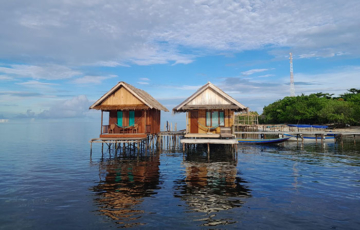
[93,155,160,228]
[174,152,251,227]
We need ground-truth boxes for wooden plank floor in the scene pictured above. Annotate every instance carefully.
[100,133,147,138]
[181,138,238,144]
[184,133,221,138]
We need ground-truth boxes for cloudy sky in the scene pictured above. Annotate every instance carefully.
[0,0,359,126]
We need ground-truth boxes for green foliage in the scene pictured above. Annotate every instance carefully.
[261,89,360,125]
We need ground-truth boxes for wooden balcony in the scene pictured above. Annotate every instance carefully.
[100,125,147,138]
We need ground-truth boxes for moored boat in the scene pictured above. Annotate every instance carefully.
[238,137,290,144]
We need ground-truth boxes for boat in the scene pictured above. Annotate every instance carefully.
[285,124,336,141]
[238,137,290,144]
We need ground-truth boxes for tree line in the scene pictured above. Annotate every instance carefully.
[260,88,360,125]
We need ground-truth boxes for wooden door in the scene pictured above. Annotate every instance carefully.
[190,111,198,133]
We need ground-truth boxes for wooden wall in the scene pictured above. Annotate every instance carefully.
[101,86,145,106]
[187,88,231,105]
[188,109,234,134]
[146,109,161,134]
[108,109,161,134]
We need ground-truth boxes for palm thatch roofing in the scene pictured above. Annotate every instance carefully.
[173,82,247,113]
[89,81,169,111]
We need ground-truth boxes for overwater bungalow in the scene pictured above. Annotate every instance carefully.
[173,82,248,138]
[90,81,169,139]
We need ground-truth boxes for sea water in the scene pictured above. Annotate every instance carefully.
[0,122,359,229]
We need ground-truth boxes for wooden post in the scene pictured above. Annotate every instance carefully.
[183,143,185,152]
[340,134,343,145]
[157,134,161,148]
[144,110,147,133]
[354,135,356,145]
[297,134,299,144]
[301,135,304,143]
[315,134,318,144]
[100,110,103,134]
[90,142,92,156]
[207,143,210,161]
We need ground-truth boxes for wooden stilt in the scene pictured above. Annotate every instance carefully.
[207,143,210,161]
[321,134,324,144]
[90,142,92,156]
[354,135,356,145]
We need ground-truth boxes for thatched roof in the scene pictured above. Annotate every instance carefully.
[89,81,169,112]
[173,82,247,113]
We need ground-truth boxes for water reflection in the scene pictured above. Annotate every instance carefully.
[174,151,251,227]
[93,154,160,228]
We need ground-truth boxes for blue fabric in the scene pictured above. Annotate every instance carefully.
[212,111,218,127]
[206,111,211,126]
[117,111,123,126]
[129,111,135,126]
[288,124,328,129]
[219,111,224,126]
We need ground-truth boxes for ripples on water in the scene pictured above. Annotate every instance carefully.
[0,122,360,229]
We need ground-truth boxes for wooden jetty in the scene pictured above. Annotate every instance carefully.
[233,130,360,144]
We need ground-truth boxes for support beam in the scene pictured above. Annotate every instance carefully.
[100,110,103,134]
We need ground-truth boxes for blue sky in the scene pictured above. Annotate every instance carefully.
[0,0,359,128]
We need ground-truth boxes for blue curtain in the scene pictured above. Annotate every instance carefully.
[219,111,224,126]
[117,111,123,126]
[212,111,218,127]
[206,111,211,126]
[129,111,135,126]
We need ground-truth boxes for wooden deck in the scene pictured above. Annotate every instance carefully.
[184,133,221,138]
[100,133,147,138]
[181,138,238,144]
[233,131,360,135]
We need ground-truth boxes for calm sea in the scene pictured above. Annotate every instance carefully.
[0,122,359,229]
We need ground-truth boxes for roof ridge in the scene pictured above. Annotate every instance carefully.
[89,81,169,112]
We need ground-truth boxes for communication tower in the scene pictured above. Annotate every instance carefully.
[289,53,295,97]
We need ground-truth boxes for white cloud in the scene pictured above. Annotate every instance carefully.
[140,78,150,81]
[137,81,149,85]
[94,61,130,67]
[257,74,274,78]
[0,75,14,81]
[0,64,81,80]
[292,66,360,96]
[71,75,117,84]
[1,0,358,65]
[166,85,203,90]
[216,65,360,113]
[241,69,269,76]
[17,80,57,89]
[38,95,92,118]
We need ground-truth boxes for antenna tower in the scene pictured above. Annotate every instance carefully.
[289,53,295,96]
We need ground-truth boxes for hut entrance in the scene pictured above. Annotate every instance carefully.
[190,111,198,133]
